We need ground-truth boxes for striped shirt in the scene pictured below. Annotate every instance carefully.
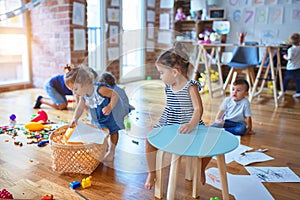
[154,80,205,128]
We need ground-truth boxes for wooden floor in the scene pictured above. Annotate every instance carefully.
[0,80,299,200]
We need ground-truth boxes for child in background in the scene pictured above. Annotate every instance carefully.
[211,79,253,136]
[33,74,73,110]
[99,71,134,116]
[283,33,300,98]
[144,43,211,190]
[65,67,124,162]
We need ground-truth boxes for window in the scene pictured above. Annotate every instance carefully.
[0,0,30,87]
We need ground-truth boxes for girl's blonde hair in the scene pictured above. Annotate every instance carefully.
[156,42,193,78]
[64,66,98,87]
[290,33,300,45]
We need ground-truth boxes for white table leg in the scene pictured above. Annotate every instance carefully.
[216,154,229,200]
[192,157,202,198]
[155,150,165,199]
[185,157,193,181]
[167,154,180,200]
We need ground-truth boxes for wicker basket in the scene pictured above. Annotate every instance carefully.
[49,125,109,174]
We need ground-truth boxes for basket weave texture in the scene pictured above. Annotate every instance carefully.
[49,125,108,174]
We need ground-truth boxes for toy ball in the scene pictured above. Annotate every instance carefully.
[9,114,16,121]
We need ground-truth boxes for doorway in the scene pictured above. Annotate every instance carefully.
[120,0,145,82]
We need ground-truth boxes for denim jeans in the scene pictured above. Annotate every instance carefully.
[283,68,300,93]
[211,120,247,136]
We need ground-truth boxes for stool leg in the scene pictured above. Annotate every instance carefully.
[216,154,229,200]
[185,157,193,181]
[167,154,180,200]
[155,150,165,199]
[192,157,202,198]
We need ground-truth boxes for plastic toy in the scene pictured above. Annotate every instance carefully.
[31,110,48,124]
[41,194,53,200]
[62,127,75,144]
[37,140,49,147]
[124,120,131,131]
[9,114,16,125]
[0,189,13,199]
[70,180,81,189]
[24,122,52,131]
[81,176,92,189]
[209,197,219,200]
[175,7,186,21]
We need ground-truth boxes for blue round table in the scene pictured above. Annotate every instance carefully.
[148,124,239,200]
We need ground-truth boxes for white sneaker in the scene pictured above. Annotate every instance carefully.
[293,93,300,98]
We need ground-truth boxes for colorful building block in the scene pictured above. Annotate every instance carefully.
[0,189,13,199]
[70,181,81,189]
[41,194,53,200]
[81,176,92,189]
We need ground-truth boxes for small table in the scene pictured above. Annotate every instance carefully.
[148,124,239,200]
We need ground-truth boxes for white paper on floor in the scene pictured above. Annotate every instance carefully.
[245,166,300,182]
[68,121,106,144]
[234,152,274,166]
[213,144,253,164]
[206,168,274,200]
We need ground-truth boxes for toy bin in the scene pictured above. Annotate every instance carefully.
[49,125,108,174]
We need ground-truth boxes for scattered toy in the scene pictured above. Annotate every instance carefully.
[24,122,52,131]
[0,189,13,199]
[31,110,48,124]
[81,176,92,189]
[70,180,81,189]
[14,141,23,147]
[41,194,53,200]
[37,140,49,147]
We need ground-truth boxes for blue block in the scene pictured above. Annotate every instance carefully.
[70,181,81,189]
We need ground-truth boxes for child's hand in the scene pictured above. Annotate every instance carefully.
[69,119,77,128]
[178,123,195,134]
[102,106,112,115]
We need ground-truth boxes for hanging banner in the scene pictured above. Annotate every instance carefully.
[0,0,46,22]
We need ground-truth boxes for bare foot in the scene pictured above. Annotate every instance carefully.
[144,172,155,190]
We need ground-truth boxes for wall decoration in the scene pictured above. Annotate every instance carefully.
[147,0,155,8]
[72,2,85,26]
[159,13,169,30]
[107,8,120,22]
[268,7,283,24]
[74,29,86,51]
[109,25,119,44]
[292,8,300,20]
[111,0,120,7]
[255,7,268,24]
[147,23,154,39]
[147,10,155,22]
[107,47,119,61]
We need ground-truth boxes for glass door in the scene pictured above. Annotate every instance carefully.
[120,0,145,82]
[87,0,106,73]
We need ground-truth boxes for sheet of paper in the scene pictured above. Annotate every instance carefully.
[234,152,274,166]
[213,144,252,164]
[206,168,274,200]
[245,167,300,182]
[157,31,172,44]
[159,13,169,30]
[68,122,106,144]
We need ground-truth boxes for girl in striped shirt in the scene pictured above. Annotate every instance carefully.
[145,43,211,190]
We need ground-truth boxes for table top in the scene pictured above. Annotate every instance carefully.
[148,125,239,157]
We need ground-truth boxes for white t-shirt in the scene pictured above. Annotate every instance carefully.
[286,45,300,70]
[220,97,251,125]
